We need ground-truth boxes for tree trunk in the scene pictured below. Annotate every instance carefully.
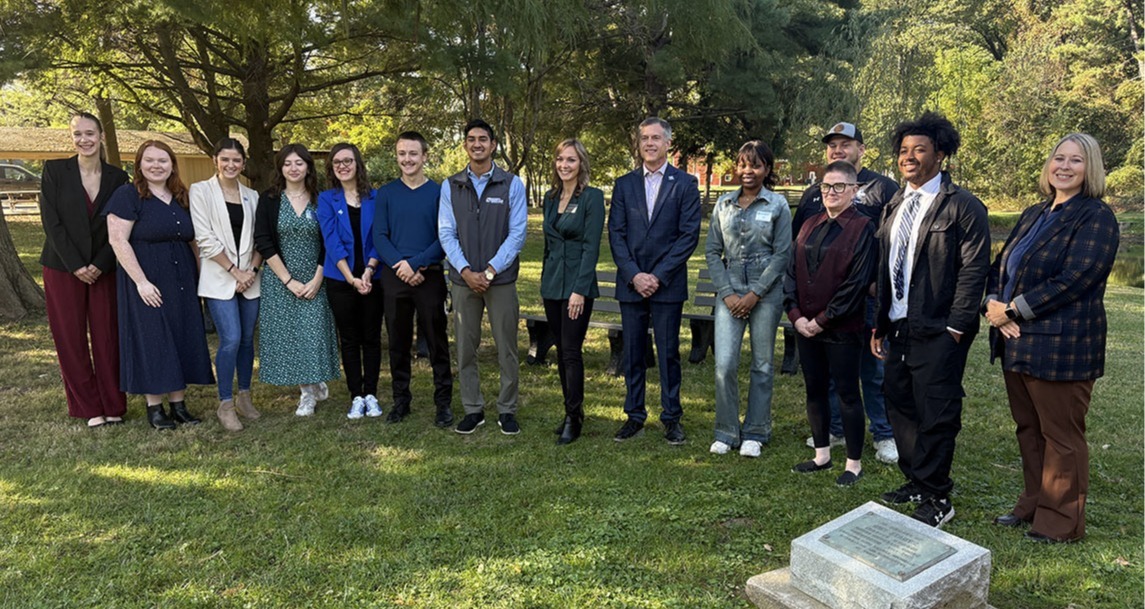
[94,95,122,166]
[0,210,46,320]
[242,43,275,191]
[704,151,714,205]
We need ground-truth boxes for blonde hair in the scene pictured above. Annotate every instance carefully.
[1038,133,1105,199]
[548,139,591,198]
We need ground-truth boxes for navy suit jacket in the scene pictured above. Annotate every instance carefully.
[608,163,701,303]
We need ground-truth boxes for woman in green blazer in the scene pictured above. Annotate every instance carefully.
[541,139,605,445]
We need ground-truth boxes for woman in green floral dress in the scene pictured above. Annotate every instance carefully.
[254,144,340,415]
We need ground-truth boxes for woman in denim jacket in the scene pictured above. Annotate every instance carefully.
[704,140,792,458]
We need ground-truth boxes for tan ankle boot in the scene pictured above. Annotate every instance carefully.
[235,390,260,419]
[217,399,243,431]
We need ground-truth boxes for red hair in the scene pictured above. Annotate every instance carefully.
[133,140,189,208]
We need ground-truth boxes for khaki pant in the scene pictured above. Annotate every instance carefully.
[452,282,520,415]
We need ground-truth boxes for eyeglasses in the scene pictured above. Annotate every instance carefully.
[331,158,355,168]
[819,182,858,194]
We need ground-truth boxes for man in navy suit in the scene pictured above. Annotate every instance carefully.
[608,117,702,445]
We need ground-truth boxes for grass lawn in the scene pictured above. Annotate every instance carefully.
[1,210,1141,608]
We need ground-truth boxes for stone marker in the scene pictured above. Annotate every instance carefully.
[746,501,995,609]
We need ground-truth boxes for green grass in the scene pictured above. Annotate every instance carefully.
[1,211,1142,608]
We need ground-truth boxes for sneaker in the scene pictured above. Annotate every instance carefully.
[454,413,485,434]
[295,393,317,417]
[364,395,383,418]
[316,382,329,401]
[880,481,928,505]
[710,441,731,455]
[912,496,955,528]
[664,421,686,445]
[874,438,899,464]
[613,419,644,442]
[805,434,846,449]
[836,470,863,487]
[739,440,763,458]
[347,396,366,419]
[498,413,520,435]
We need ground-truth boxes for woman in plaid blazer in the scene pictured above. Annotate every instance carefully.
[983,133,1120,543]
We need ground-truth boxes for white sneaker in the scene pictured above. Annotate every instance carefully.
[805,434,846,449]
[740,440,762,458]
[295,393,317,416]
[347,396,366,419]
[316,382,329,401]
[364,395,383,418]
[709,441,731,455]
[875,438,900,464]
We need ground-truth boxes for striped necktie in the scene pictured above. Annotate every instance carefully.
[893,192,922,300]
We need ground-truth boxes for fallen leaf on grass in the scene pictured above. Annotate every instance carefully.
[1114,557,1130,567]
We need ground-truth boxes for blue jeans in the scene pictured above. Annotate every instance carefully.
[206,294,260,400]
[713,288,783,446]
[827,295,892,441]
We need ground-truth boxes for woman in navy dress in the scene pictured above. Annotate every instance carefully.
[106,140,214,430]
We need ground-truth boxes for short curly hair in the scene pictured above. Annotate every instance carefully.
[890,111,961,158]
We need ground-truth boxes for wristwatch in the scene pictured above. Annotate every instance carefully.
[485,268,496,282]
[1004,305,1021,321]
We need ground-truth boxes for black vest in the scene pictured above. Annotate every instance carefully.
[446,165,519,285]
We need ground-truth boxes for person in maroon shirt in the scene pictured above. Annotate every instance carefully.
[39,112,129,428]
[784,161,877,487]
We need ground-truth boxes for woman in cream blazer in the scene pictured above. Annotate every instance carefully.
[190,137,262,431]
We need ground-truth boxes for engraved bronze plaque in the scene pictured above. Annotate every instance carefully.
[820,513,957,582]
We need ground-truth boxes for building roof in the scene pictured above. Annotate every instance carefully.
[0,127,246,160]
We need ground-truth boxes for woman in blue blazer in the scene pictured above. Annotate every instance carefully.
[317,142,384,420]
[983,133,1119,543]
[540,139,605,445]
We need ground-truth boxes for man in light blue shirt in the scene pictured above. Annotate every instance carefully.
[438,118,528,435]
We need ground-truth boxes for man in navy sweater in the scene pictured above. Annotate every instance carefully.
[374,131,454,427]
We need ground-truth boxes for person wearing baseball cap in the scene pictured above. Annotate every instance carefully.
[790,121,900,466]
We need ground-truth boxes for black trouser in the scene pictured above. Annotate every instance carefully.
[381,266,452,410]
[543,297,594,418]
[326,278,384,398]
[797,334,864,461]
[883,321,973,498]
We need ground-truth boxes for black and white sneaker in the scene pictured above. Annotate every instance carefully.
[454,413,485,434]
[498,413,520,435]
[911,496,955,528]
[880,481,928,505]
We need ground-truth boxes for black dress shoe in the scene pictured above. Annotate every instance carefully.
[387,405,410,423]
[614,419,644,442]
[169,401,201,425]
[434,406,454,428]
[993,513,1029,528]
[147,405,176,430]
[554,416,570,435]
[664,421,686,445]
[557,416,582,445]
[1024,530,1078,544]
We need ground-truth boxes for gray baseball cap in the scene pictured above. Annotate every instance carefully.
[822,122,863,144]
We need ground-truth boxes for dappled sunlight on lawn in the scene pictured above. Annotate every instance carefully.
[89,464,246,491]
[0,478,46,506]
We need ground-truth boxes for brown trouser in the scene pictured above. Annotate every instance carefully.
[1004,371,1093,541]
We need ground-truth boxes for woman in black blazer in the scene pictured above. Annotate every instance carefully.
[39,112,130,428]
[983,133,1119,543]
[540,139,605,445]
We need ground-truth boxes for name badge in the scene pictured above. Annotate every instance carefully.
[486,196,505,204]
[566,202,579,214]
[755,209,771,223]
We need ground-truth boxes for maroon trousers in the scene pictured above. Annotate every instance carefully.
[43,266,126,418]
[1004,370,1093,541]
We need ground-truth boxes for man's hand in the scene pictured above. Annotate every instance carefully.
[461,268,489,293]
[393,260,416,284]
[633,272,659,298]
[870,332,887,360]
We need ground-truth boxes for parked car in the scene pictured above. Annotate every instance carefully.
[0,163,41,209]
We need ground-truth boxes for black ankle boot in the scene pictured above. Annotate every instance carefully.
[147,405,176,430]
[169,401,201,425]
[554,416,570,435]
[557,415,583,445]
